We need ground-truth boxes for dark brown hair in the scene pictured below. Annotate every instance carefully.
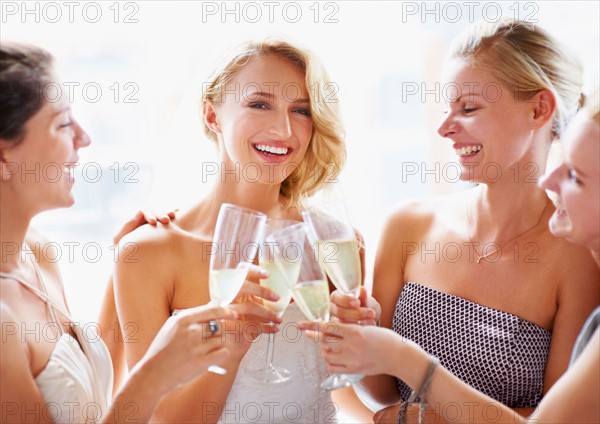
[0,43,55,150]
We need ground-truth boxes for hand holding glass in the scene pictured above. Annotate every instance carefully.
[301,200,364,390]
[208,203,267,373]
[246,219,306,384]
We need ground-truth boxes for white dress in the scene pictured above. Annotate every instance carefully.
[217,302,335,424]
[1,266,112,424]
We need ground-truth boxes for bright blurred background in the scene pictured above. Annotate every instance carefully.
[2,0,598,364]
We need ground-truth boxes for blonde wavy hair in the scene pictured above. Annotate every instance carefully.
[584,90,600,125]
[450,18,583,140]
[202,39,346,207]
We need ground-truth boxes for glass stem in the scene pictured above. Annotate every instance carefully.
[265,325,276,370]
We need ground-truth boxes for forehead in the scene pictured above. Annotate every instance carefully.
[442,58,502,102]
[564,115,600,177]
[229,54,307,94]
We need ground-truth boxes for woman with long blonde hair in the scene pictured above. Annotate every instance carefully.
[110,39,354,423]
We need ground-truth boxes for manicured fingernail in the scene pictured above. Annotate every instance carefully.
[260,269,269,278]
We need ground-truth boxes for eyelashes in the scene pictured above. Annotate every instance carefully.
[248,102,311,117]
[568,168,581,185]
[442,105,480,115]
[293,108,311,117]
[248,102,268,110]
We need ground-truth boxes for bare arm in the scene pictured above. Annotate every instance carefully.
[113,236,228,423]
[541,248,599,394]
[98,276,126,395]
[530,329,599,422]
[0,303,196,424]
[114,232,279,423]
[307,321,600,424]
[373,403,534,423]
[354,205,415,411]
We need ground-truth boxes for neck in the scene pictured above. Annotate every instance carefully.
[470,180,550,242]
[203,170,288,224]
[207,183,283,212]
[0,198,33,272]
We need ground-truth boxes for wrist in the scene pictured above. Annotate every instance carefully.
[390,336,429,386]
[129,356,172,401]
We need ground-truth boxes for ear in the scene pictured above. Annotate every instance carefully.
[531,89,556,129]
[0,146,17,183]
[203,100,222,135]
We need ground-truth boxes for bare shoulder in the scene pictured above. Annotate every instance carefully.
[113,220,211,292]
[552,237,599,297]
[116,221,190,264]
[24,227,62,278]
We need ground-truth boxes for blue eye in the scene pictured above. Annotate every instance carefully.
[568,168,581,184]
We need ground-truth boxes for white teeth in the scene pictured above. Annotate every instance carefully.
[454,145,481,156]
[552,198,567,216]
[63,166,75,179]
[255,144,289,155]
[63,165,77,180]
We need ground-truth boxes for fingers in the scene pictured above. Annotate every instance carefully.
[112,211,145,244]
[202,345,230,362]
[331,304,376,324]
[358,286,369,306]
[113,208,181,244]
[140,208,179,226]
[238,279,279,302]
[330,290,376,324]
[298,321,341,337]
[229,303,282,324]
[178,305,238,325]
[331,290,361,308]
[245,264,269,281]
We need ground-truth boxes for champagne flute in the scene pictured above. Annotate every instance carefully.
[301,199,364,390]
[246,219,306,384]
[208,203,267,374]
[291,241,331,325]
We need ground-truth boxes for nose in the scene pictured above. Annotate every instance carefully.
[538,164,562,194]
[269,109,293,140]
[73,120,91,149]
[437,112,459,139]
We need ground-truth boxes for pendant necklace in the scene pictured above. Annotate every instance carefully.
[466,198,550,264]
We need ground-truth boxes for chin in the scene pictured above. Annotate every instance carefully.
[61,193,76,208]
[459,171,483,184]
[571,231,600,253]
[548,214,573,240]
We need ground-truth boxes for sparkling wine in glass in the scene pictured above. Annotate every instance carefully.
[290,241,331,324]
[301,199,364,390]
[246,219,306,384]
[208,203,267,373]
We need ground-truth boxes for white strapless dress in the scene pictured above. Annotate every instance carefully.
[218,302,335,424]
